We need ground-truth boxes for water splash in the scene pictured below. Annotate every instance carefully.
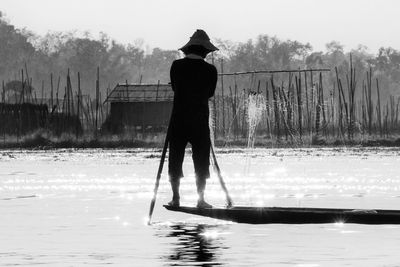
[246,92,266,149]
[244,93,266,176]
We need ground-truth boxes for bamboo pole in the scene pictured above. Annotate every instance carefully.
[220,59,225,136]
[376,78,382,136]
[218,68,330,76]
[335,67,349,139]
[304,71,310,132]
[50,73,54,111]
[234,74,238,138]
[142,86,146,136]
[319,73,326,135]
[98,91,103,131]
[338,84,344,139]
[286,74,293,136]
[41,80,44,105]
[2,80,4,103]
[390,95,395,130]
[228,85,236,139]
[265,80,271,138]
[77,72,81,137]
[56,76,60,112]
[331,84,335,137]
[367,68,373,135]
[24,62,31,102]
[241,89,246,137]
[271,76,280,140]
[295,74,302,139]
[67,69,71,116]
[155,80,160,102]
[20,69,24,104]
[315,92,321,140]
[279,86,289,140]
[106,85,110,119]
[362,80,367,132]
[95,67,100,133]
[396,97,400,131]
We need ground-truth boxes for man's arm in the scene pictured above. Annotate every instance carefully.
[170,61,177,92]
[208,65,218,98]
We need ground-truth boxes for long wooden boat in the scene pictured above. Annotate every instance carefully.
[164,205,400,224]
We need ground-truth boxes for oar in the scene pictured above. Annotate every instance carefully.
[210,144,233,208]
[147,128,170,225]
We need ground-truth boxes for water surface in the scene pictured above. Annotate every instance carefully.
[1,148,400,266]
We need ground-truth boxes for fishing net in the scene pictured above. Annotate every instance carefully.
[209,101,215,148]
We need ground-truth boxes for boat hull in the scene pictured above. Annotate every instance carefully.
[164,205,400,224]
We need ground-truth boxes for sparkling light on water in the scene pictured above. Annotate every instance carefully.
[143,216,150,225]
[334,221,345,227]
[2,149,400,265]
[200,230,220,239]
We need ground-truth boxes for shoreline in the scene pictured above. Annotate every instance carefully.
[0,133,399,150]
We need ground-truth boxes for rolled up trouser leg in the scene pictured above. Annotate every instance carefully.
[191,131,211,201]
[168,135,186,182]
[168,135,186,204]
[191,131,211,182]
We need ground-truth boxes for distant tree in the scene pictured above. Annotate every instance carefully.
[142,48,179,83]
[1,11,400,104]
[212,38,237,61]
[306,52,324,68]
[227,35,312,73]
[371,47,400,97]
[324,41,346,69]
[0,12,35,78]
[349,45,374,80]
[374,47,400,76]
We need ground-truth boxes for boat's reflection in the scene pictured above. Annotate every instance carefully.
[156,222,229,266]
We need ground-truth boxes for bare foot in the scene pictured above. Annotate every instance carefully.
[197,200,212,209]
[168,199,180,207]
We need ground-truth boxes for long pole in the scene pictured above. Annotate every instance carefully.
[210,144,233,207]
[148,124,171,224]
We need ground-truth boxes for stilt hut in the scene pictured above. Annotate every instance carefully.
[102,83,173,133]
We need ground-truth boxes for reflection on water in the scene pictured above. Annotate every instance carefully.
[155,223,229,266]
[2,149,400,266]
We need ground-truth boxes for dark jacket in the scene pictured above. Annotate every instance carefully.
[170,58,217,125]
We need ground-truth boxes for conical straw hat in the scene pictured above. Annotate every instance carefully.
[180,29,218,53]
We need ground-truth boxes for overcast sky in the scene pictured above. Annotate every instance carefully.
[1,0,399,53]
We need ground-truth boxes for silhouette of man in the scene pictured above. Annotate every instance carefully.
[168,29,218,208]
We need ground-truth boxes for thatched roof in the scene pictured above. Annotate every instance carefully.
[105,83,173,103]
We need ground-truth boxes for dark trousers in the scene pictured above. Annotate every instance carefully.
[168,121,211,182]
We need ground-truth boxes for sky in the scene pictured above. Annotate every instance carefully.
[1,0,400,53]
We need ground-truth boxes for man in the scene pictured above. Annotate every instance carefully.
[168,29,218,208]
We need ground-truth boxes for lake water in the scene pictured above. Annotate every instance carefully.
[1,147,400,266]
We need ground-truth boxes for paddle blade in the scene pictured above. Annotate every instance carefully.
[147,196,156,225]
[226,197,233,208]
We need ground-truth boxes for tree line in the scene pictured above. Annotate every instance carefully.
[1,11,400,102]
